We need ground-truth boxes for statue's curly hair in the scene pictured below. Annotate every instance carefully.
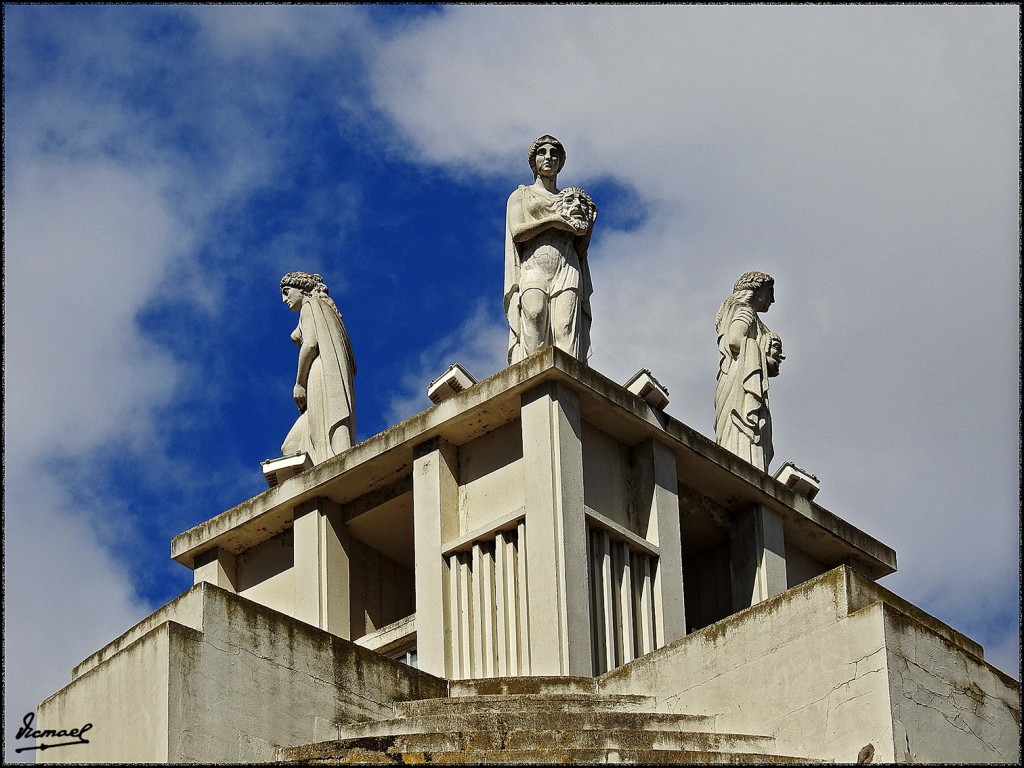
[715,271,775,330]
[732,271,774,293]
[280,271,342,320]
[280,271,325,295]
[528,135,566,176]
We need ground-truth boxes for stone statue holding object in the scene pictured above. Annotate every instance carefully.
[714,271,784,471]
[504,135,598,365]
[279,271,356,465]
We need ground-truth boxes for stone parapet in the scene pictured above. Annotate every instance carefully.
[37,584,446,763]
[598,566,1020,763]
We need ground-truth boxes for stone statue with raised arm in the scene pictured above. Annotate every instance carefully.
[279,271,356,465]
[714,271,784,471]
[504,135,598,365]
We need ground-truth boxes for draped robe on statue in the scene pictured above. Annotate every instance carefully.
[504,184,594,365]
[281,298,356,464]
[715,302,775,471]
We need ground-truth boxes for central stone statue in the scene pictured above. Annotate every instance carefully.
[504,135,598,365]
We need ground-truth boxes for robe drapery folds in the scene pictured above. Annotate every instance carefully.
[281,298,356,465]
[715,301,775,471]
[504,184,594,365]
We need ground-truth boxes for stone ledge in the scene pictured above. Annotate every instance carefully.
[844,567,985,660]
[449,676,598,696]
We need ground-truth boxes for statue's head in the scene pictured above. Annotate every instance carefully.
[716,271,777,329]
[281,271,328,297]
[732,271,774,293]
[528,135,566,177]
[732,271,775,313]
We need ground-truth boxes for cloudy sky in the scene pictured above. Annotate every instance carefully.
[3,4,1019,758]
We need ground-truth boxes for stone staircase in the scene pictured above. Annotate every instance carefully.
[279,677,817,764]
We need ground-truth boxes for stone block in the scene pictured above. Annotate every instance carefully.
[38,583,446,763]
[427,362,478,404]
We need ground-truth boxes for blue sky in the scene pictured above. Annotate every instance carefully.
[3,5,1020,759]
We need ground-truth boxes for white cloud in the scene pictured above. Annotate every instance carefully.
[2,154,186,761]
[367,4,1020,673]
[4,159,182,456]
[2,485,153,759]
[185,4,372,59]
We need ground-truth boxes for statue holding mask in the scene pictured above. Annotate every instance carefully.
[714,271,784,471]
[504,135,598,365]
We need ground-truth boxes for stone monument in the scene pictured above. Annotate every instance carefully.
[715,270,784,471]
[504,135,597,365]
[32,143,1018,765]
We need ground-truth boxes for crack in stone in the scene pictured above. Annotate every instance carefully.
[891,656,1007,757]
[205,637,392,711]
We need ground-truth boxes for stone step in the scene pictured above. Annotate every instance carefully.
[336,708,716,740]
[398,728,776,754]
[286,729,777,760]
[280,744,814,764]
[394,692,655,717]
[449,675,599,697]
[424,748,814,764]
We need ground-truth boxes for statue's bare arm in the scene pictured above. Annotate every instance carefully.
[726,316,752,358]
[508,193,578,244]
[294,303,318,412]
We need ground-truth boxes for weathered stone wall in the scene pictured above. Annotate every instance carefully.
[598,567,1021,764]
[168,585,444,761]
[600,568,895,762]
[40,583,447,763]
[582,421,633,531]
[884,604,1020,763]
[39,625,172,763]
[784,541,829,588]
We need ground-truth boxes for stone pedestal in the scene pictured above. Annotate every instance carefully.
[521,382,592,676]
[171,348,896,680]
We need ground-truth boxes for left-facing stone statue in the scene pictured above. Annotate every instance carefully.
[280,271,356,464]
[714,271,784,472]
